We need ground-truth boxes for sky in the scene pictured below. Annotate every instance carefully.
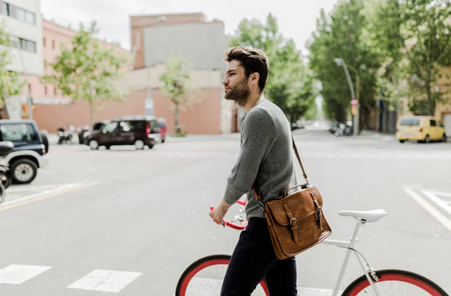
[40,0,339,54]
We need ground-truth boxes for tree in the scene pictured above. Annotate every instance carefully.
[159,57,198,134]
[231,14,317,122]
[308,0,381,125]
[374,0,451,115]
[42,22,130,124]
[0,25,22,113]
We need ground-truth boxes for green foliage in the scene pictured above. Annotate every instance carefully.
[0,25,22,104]
[231,14,317,122]
[159,57,198,134]
[308,0,381,123]
[374,0,451,115]
[42,21,130,123]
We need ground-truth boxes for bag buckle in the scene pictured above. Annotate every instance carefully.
[290,217,297,226]
[315,206,323,228]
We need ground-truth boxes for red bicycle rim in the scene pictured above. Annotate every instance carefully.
[179,258,269,295]
[349,273,442,295]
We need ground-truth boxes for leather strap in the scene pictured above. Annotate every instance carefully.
[283,203,298,242]
[291,136,308,182]
[253,136,308,202]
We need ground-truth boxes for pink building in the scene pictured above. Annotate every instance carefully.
[18,14,237,135]
[24,19,137,133]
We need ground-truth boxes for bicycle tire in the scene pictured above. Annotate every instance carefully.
[342,269,449,296]
[175,254,269,296]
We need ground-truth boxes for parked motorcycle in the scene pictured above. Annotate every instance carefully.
[0,141,14,203]
[77,125,90,144]
[333,121,353,137]
[57,125,76,144]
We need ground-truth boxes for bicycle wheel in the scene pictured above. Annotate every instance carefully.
[175,254,269,296]
[343,269,449,296]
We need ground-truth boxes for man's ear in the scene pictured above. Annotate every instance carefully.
[250,72,260,86]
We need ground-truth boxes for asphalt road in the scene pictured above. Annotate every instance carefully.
[0,127,449,295]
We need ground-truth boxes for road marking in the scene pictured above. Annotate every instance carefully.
[0,265,51,284]
[422,190,451,216]
[298,287,342,296]
[171,280,338,296]
[403,187,451,232]
[67,269,142,293]
[0,181,100,211]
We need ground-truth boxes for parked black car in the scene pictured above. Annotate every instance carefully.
[85,116,161,150]
[0,120,49,184]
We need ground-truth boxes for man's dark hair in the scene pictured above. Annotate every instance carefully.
[224,46,269,92]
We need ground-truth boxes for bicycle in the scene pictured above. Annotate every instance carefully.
[175,202,449,296]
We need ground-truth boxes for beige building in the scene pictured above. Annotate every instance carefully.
[396,66,451,137]
[129,12,236,134]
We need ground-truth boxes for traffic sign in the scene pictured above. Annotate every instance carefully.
[350,98,358,106]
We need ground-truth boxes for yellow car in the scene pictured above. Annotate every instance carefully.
[396,116,447,143]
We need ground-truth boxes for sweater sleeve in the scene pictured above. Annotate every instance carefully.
[223,108,276,204]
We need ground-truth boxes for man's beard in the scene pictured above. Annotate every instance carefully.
[225,79,250,106]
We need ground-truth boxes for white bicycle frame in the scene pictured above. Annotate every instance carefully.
[322,216,383,296]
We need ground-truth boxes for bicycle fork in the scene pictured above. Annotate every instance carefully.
[323,221,382,296]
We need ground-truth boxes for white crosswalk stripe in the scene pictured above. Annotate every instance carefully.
[0,264,341,295]
[0,265,51,284]
[67,269,142,293]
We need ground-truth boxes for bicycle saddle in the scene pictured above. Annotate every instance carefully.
[338,209,388,222]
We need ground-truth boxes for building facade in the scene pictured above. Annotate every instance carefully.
[0,0,43,118]
[130,12,236,134]
[30,19,136,133]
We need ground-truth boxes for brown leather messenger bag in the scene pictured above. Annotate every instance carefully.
[253,137,332,260]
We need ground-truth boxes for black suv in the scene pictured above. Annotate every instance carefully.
[85,116,161,150]
[0,120,49,184]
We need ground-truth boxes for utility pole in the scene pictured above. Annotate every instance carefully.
[334,58,359,136]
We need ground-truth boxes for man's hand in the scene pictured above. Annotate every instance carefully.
[209,200,232,227]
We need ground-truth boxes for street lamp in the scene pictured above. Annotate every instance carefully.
[334,58,359,136]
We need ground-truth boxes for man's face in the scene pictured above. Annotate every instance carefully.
[222,60,250,105]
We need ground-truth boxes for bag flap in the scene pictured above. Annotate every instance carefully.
[265,186,323,226]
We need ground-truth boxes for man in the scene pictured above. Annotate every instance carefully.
[209,46,297,295]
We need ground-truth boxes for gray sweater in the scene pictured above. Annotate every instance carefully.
[224,99,296,219]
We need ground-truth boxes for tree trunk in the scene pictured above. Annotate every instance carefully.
[174,103,181,134]
[90,102,94,126]
[425,84,435,116]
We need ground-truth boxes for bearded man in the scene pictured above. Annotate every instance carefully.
[209,46,298,296]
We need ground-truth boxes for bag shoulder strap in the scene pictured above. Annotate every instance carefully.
[253,136,308,202]
[292,136,308,182]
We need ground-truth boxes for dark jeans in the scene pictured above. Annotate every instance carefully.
[221,218,297,296]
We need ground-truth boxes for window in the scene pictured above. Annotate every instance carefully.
[104,122,118,133]
[1,2,35,24]
[0,2,8,16]
[400,118,420,126]
[20,39,36,53]
[25,10,35,24]
[44,85,48,95]
[10,36,36,53]
[52,40,55,49]
[10,5,25,22]
[430,120,437,127]
[53,87,57,95]
[43,37,46,47]
[119,121,131,132]
[0,124,37,142]
[128,121,145,131]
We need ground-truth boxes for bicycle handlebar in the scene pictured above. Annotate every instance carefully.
[210,201,248,230]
